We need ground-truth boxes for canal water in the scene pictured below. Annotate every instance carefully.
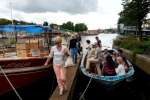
[81,33,118,50]
[73,33,150,100]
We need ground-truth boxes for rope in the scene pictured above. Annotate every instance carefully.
[0,66,23,100]
[79,76,93,100]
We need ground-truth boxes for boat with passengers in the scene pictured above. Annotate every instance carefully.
[80,47,135,87]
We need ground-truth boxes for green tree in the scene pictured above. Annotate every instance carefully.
[50,23,59,30]
[61,21,74,31]
[119,0,150,40]
[75,23,88,32]
[0,18,12,25]
[43,21,49,26]
[0,18,35,25]
[16,20,35,25]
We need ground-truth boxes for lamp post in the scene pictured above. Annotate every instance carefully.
[10,0,17,43]
[10,0,14,25]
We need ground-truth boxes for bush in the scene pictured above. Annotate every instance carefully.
[113,36,150,54]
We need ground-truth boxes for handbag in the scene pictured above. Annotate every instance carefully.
[64,56,74,67]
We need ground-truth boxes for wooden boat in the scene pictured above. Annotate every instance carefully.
[0,57,51,95]
[80,50,135,87]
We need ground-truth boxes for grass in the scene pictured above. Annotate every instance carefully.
[113,36,150,54]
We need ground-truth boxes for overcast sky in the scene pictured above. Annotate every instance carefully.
[0,0,124,29]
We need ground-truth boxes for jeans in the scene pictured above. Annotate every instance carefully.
[70,48,77,64]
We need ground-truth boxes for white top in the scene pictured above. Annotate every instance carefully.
[115,64,126,76]
[86,44,92,52]
[49,45,68,65]
[87,48,96,58]
[95,47,102,60]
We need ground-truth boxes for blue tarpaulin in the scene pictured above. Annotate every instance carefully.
[0,25,51,35]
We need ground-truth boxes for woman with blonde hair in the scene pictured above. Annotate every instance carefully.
[45,36,69,95]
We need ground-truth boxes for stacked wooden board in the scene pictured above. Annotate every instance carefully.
[16,43,28,57]
[16,39,49,57]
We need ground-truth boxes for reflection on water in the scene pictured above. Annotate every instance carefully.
[81,33,118,50]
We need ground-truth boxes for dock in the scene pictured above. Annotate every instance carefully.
[49,59,80,100]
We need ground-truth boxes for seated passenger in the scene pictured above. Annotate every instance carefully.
[117,48,130,71]
[111,51,118,67]
[115,56,126,76]
[101,49,110,65]
[102,55,116,76]
[86,43,102,75]
[117,48,125,58]
[87,44,96,58]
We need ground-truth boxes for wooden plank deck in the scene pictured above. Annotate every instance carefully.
[49,59,80,100]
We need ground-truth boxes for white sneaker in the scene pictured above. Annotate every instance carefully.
[59,88,63,96]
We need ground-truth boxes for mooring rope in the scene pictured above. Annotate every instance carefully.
[0,66,23,100]
[79,76,93,100]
